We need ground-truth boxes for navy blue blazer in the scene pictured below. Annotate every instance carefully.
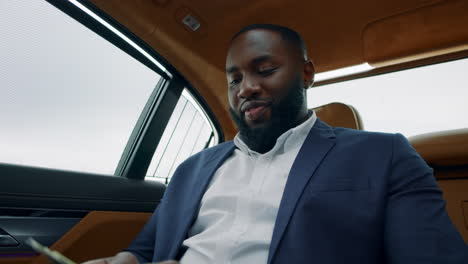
[126,119,468,263]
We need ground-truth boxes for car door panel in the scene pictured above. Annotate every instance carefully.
[0,163,164,263]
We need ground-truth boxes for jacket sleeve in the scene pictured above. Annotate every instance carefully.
[123,207,159,263]
[384,133,468,263]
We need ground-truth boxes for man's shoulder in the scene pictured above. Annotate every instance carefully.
[315,118,395,139]
[166,141,235,189]
[177,140,235,167]
[315,120,408,151]
[327,125,412,155]
[333,126,396,139]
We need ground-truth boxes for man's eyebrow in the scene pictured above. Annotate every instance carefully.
[226,55,274,74]
[226,66,239,74]
[251,55,273,65]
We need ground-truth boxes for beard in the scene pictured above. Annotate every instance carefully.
[229,76,306,154]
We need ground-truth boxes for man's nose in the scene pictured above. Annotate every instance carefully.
[238,76,261,99]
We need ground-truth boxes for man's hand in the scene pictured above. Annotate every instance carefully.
[82,252,138,264]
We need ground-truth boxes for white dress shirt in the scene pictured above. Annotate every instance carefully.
[180,111,317,264]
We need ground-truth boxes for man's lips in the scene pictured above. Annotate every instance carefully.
[240,100,272,121]
[240,100,271,113]
[245,105,268,121]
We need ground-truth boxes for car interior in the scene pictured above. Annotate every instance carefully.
[1,0,467,263]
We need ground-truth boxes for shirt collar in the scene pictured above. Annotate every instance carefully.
[234,111,317,157]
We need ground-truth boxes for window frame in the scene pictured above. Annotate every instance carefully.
[44,0,224,179]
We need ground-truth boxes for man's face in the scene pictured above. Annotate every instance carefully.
[226,29,311,152]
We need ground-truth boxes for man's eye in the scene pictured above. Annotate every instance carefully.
[259,68,277,75]
[230,79,241,86]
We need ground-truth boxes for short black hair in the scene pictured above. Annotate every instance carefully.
[231,24,307,60]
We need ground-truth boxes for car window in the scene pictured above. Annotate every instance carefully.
[0,1,161,174]
[307,58,468,137]
[146,89,219,184]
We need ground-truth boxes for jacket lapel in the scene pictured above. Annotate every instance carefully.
[172,142,236,258]
[188,142,236,215]
[267,119,336,263]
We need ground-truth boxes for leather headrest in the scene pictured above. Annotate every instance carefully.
[409,129,468,167]
[312,102,364,130]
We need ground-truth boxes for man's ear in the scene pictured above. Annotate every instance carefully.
[303,60,315,88]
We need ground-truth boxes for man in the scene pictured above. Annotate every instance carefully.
[85,24,468,263]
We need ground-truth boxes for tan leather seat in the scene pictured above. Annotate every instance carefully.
[312,102,364,130]
[409,129,468,243]
[410,129,468,169]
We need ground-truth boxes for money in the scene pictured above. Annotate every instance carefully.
[25,237,76,264]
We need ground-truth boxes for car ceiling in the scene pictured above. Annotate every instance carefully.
[89,0,468,139]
